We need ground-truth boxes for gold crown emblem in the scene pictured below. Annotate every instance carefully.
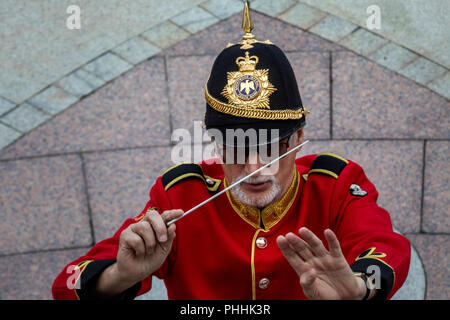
[236,52,259,72]
[221,51,276,109]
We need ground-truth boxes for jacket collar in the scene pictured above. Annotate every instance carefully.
[224,167,300,230]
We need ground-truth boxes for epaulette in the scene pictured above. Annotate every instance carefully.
[161,163,222,192]
[303,152,349,181]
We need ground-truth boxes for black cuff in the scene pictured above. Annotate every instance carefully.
[76,259,141,300]
[350,258,394,300]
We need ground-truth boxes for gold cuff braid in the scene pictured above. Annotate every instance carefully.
[205,85,309,120]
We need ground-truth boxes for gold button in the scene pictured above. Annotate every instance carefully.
[258,278,270,290]
[256,237,267,249]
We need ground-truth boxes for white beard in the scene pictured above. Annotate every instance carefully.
[230,174,281,208]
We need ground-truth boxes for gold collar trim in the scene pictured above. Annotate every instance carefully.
[224,167,300,230]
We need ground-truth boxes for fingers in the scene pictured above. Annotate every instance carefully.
[130,221,156,254]
[121,228,147,256]
[123,208,183,257]
[285,232,314,261]
[143,209,183,243]
[324,229,343,258]
[278,234,318,297]
[143,209,168,242]
[276,235,307,276]
[161,209,184,224]
[298,227,328,257]
[278,227,341,261]
[166,223,177,242]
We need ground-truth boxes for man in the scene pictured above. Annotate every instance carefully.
[52,2,410,300]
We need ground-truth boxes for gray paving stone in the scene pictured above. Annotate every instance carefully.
[171,6,219,34]
[75,69,106,88]
[279,2,327,30]
[57,73,94,98]
[333,51,449,139]
[0,248,88,299]
[57,69,105,97]
[167,55,215,133]
[200,0,243,20]
[135,277,168,300]
[28,86,79,115]
[391,237,426,300]
[423,141,450,233]
[83,147,172,241]
[298,0,450,69]
[309,15,358,42]
[110,0,205,36]
[0,97,16,116]
[0,103,50,133]
[82,53,133,82]
[0,155,91,255]
[398,57,447,85]
[0,58,171,159]
[369,42,419,72]
[0,0,205,105]
[406,234,449,299]
[252,0,297,17]
[427,71,450,100]
[112,36,161,65]
[339,28,388,56]
[141,21,191,49]
[0,123,21,149]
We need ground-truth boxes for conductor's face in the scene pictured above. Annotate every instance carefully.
[220,130,304,208]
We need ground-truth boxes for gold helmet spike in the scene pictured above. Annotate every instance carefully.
[238,1,273,49]
[242,1,254,36]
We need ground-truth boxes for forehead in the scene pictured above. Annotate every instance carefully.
[209,127,286,147]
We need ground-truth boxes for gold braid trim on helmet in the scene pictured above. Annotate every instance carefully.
[205,85,309,120]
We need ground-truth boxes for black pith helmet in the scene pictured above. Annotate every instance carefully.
[204,1,308,147]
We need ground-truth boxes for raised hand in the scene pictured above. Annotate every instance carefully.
[276,227,366,300]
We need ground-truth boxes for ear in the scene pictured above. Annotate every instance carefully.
[211,140,224,164]
[295,129,304,146]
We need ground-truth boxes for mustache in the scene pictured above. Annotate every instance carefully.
[233,173,276,184]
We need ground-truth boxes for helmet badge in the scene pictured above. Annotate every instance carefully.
[221,51,277,109]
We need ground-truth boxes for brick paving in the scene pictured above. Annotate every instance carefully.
[0,6,448,300]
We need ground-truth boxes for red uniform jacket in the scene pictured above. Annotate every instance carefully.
[52,153,410,300]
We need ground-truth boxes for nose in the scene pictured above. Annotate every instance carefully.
[244,151,264,176]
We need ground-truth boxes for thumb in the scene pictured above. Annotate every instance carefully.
[159,224,176,251]
[300,269,316,290]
